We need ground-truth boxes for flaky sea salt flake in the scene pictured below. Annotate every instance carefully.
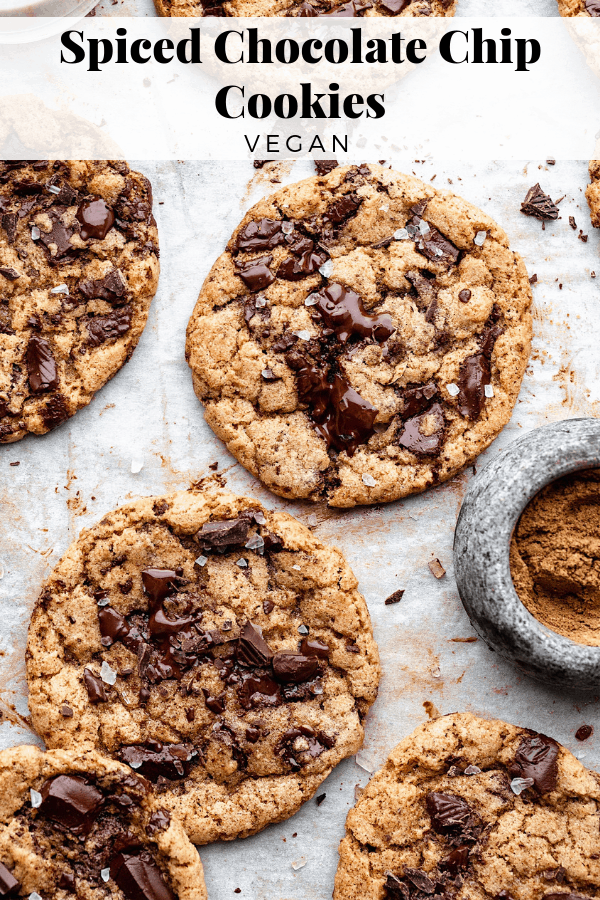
[50,284,69,295]
[291,857,306,871]
[474,230,487,246]
[30,789,42,808]
[245,534,264,551]
[292,564,301,571]
[100,661,117,685]
[236,558,248,568]
[307,513,318,527]
[484,384,494,398]
[101,869,111,883]
[394,228,409,240]
[47,184,61,195]
[31,226,41,240]
[282,221,294,234]
[255,294,267,308]
[294,330,312,341]
[30,893,43,900]
[305,294,319,307]
[355,750,375,774]
[510,777,534,795]
[447,383,460,397]
[131,457,144,474]
[195,555,208,567]
[418,219,430,235]
[362,473,377,487]
[319,259,333,278]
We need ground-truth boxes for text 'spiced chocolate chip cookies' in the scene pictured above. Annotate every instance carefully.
[0,745,206,900]
[586,161,600,228]
[26,488,380,845]
[333,712,600,900]
[186,164,532,507]
[154,0,455,18]
[0,160,159,443]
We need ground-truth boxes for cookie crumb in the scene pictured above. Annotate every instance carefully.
[428,558,446,579]
[575,724,593,741]
[385,589,405,605]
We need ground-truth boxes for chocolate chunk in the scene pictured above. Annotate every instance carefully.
[272,651,319,684]
[425,792,472,833]
[236,622,273,666]
[320,1,373,16]
[325,193,361,224]
[296,2,319,12]
[521,184,559,222]
[300,638,330,659]
[141,568,178,609]
[203,689,226,714]
[26,335,59,393]
[315,160,339,176]
[398,403,445,456]
[146,809,171,836]
[480,324,504,358]
[384,872,410,900]
[237,672,281,710]
[41,394,69,430]
[1,214,17,244]
[401,382,438,419]
[197,517,250,549]
[55,182,78,207]
[316,792,326,805]
[235,255,275,292]
[79,269,127,304]
[39,775,103,835]
[417,228,460,266]
[457,353,490,420]
[509,732,558,794]
[575,724,593,741]
[276,727,334,770]
[13,180,44,195]
[234,218,286,252]
[87,307,132,346]
[379,0,408,11]
[406,270,437,306]
[110,850,175,900]
[459,289,471,303]
[76,197,115,240]
[120,743,195,782]
[0,267,19,281]
[84,667,107,703]
[543,869,567,882]
[245,726,260,742]
[544,895,594,900]
[60,704,73,717]
[39,221,75,259]
[586,0,600,13]
[385,589,405,605]
[0,862,19,897]
[441,846,470,874]
[314,283,394,343]
[58,872,75,892]
[278,245,328,280]
[404,868,435,894]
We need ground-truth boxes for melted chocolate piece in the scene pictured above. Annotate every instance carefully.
[41,394,69,430]
[278,244,328,281]
[39,775,104,835]
[441,846,470,874]
[379,0,408,11]
[235,255,275,292]
[87,307,132,346]
[58,872,75,892]
[39,221,75,261]
[26,335,59,393]
[325,194,361,223]
[520,184,559,222]
[480,324,504,358]
[575,724,593,741]
[141,568,178,609]
[203,688,226,714]
[315,160,338,176]
[76,197,115,240]
[0,267,19,281]
[197,517,250,550]
[120,744,195,782]
[300,638,330,659]
[509,733,558,794]
[425,792,472,833]
[0,862,19,897]
[457,353,490,420]
[276,727,335,770]
[398,403,445,456]
[110,850,175,900]
[319,374,379,455]
[84,668,107,703]
[314,284,394,344]
[234,218,286,252]
[404,868,436,894]
[79,269,127,304]
[237,671,281,710]
[236,622,273,667]
[146,809,171,836]
[458,289,471,303]
[401,382,438,419]
[272,652,319,684]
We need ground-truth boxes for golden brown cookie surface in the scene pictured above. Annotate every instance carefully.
[26,487,380,844]
[154,0,455,17]
[186,163,532,507]
[334,712,600,900]
[0,160,159,443]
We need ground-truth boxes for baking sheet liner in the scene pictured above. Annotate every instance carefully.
[0,158,598,899]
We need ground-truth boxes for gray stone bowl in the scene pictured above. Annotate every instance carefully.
[454,418,600,691]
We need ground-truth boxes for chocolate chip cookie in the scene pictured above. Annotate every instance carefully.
[586,161,600,228]
[0,744,206,900]
[26,487,380,845]
[334,712,600,900]
[557,0,598,16]
[186,163,532,507]
[154,0,455,17]
[0,160,159,443]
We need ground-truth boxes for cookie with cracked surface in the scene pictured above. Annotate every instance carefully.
[0,744,206,900]
[0,160,159,443]
[186,163,532,507]
[333,712,600,900]
[557,0,599,16]
[154,0,455,18]
[586,161,600,228]
[26,487,380,845]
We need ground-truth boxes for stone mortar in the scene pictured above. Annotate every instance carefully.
[454,417,600,690]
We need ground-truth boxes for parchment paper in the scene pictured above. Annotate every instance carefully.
[1,159,598,900]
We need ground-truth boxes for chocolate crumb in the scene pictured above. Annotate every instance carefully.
[316,793,326,805]
[385,589,405,605]
[520,184,559,222]
[575,724,593,741]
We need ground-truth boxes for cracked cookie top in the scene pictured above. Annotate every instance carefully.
[334,712,600,900]
[26,487,380,845]
[0,160,159,443]
[186,164,532,507]
[0,745,206,900]
[154,0,455,17]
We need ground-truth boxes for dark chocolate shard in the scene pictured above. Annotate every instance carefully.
[79,269,127,304]
[300,638,330,659]
[236,622,273,667]
[235,255,275,292]
[277,246,328,280]
[401,382,438,419]
[440,846,470,874]
[119,743,195,782]
[385,589,405,606]
[314,283,394,343]
[315,160,338,176]
[39,221,75,259]
[586,0,600,13]
[0,267,19,281]
[425,792,472,833]
[521,184,559,221]
[87,307,132,346]
[398,403,445,456]
[76,197,115,240]
[1,213,17,244]
[325,194,361,223]
[404,868,436,894]
[84,668,107,704]
[509,732,559,794]
[146,809,171,836]
[26,335,59,393]
[237,672,281,710]
[41,394,69,431]
[58,872,75,892]
[272,651,319,684]
[406,270,437,306]
[384,871,410,900]
[110,850,175,900]
[197,517,251,550]
[417,228,460,266]
[202,688,226,714]
[0,861,19,897]
[457,353,490,420]
[39,775,104,835]
[379,0,409,11]
[234,218,286,252]
[141,568,178,609]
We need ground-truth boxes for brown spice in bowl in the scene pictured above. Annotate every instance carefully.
[510,469,600,647]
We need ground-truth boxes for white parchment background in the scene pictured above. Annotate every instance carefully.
[0,158,599,899]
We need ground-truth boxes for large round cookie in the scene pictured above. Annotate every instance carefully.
[154,0,455,17]
[0,160,159,443]
[334,712,600,900]
[557,0,597,16]
[26,487,380,844]
[186,164,532,507]
[0,745,206,900]
[587,161,600,228]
